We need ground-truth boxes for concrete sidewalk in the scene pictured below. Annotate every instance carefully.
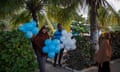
[46,63,70,72]
[36,59,120,72]
[79,59,120,72]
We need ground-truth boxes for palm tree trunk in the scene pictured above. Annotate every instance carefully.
[31,11,38,27]
[89,1,98,58]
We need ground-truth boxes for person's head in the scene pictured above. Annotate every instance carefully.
[104,33,111,39]
[39,25,48,34]
[57,23,62,31]
[99,33,110,42]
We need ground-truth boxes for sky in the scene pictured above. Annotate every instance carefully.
[78,0,120,18]
[107,0,120,12]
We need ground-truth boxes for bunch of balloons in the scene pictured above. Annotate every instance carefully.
[42,39,61,58]
[18,20,39,38]
[60,30,76,51]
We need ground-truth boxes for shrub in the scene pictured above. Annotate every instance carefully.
[65,36,91,70]
[65,32,120,70]
[110,31,120,60]
[0,30,37,72]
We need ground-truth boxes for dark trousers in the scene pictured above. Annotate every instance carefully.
[54,48,64,65]
[31,41,46,72]
[98,61,110,72]
[35,50,46,72]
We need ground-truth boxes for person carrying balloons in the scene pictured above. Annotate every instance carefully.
[31,25,49,72]
[53,23,64,67]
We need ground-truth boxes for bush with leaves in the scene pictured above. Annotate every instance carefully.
[65,31,120,70]
[110,31,120,60]
[65,35,92,70]
[0,30,37,72]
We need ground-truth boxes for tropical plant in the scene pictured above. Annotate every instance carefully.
[65,35,91,70]
[46,4,78,31]
[0,0,46,26]
[1,0,120,57]
[0,0,24,20]
[0,30,37,72]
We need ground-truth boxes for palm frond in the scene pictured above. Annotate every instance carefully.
[10,10,31,28]
[38,12,46,28]
[46,2,78,31]
[47,0,80,8]
[0,0,24,19]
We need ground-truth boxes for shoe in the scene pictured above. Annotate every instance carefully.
[53,63,56,67]
[59,64,62,67]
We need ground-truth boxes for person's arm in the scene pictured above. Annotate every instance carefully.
[53,31,57,39]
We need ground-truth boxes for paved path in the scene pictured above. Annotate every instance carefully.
[46,63,71,72]
[79,59,120,72]
[36,63,71,72]
[36,59,120,72]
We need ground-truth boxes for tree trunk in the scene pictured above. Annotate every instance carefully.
[31,11,38,27]
[89,1,98,58]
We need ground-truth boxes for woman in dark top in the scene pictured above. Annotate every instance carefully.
[31,26,49,72]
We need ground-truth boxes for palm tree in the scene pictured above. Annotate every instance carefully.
[46,5,77,31]
[0,0,24,20]
[1,0,120,57]
[47,0,120,57]
[25,0,45,26]
[97,6,120,31]
[0,0,46,27]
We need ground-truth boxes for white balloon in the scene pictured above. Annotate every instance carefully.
[71,45,76,50]
[62,30,67,36]
[65,45,71,50]
[72,38,76,44]
[60,36,66,42]
[63,38,71,45]
[68,38,73,45]
[64,39,77,50]
[68,32,73,38]
[60,44,64,49]
[63,39,67,45]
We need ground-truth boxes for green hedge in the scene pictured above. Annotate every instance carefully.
[0,30,37,72]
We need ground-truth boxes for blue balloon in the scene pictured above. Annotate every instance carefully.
[18,25,24,32]
[30,20,37,27]
[48,52,55,58]
[25,31,33,38]
[55,46,60,53]
[32,27,39,35]
[49,45,56,52]
[42,46,49,53]
[52,39,60,45]
[45,39,52,45]
[24,23,34,31]
[18,25,26,32]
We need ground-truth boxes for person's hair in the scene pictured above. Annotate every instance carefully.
[99,33,110,45]
[57,23,62,27]
[104,33,110,39]
[38,25,48,34]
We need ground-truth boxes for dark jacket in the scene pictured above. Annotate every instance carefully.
[32,26,49,57]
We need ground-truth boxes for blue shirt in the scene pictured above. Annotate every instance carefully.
[53,30,62,40]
